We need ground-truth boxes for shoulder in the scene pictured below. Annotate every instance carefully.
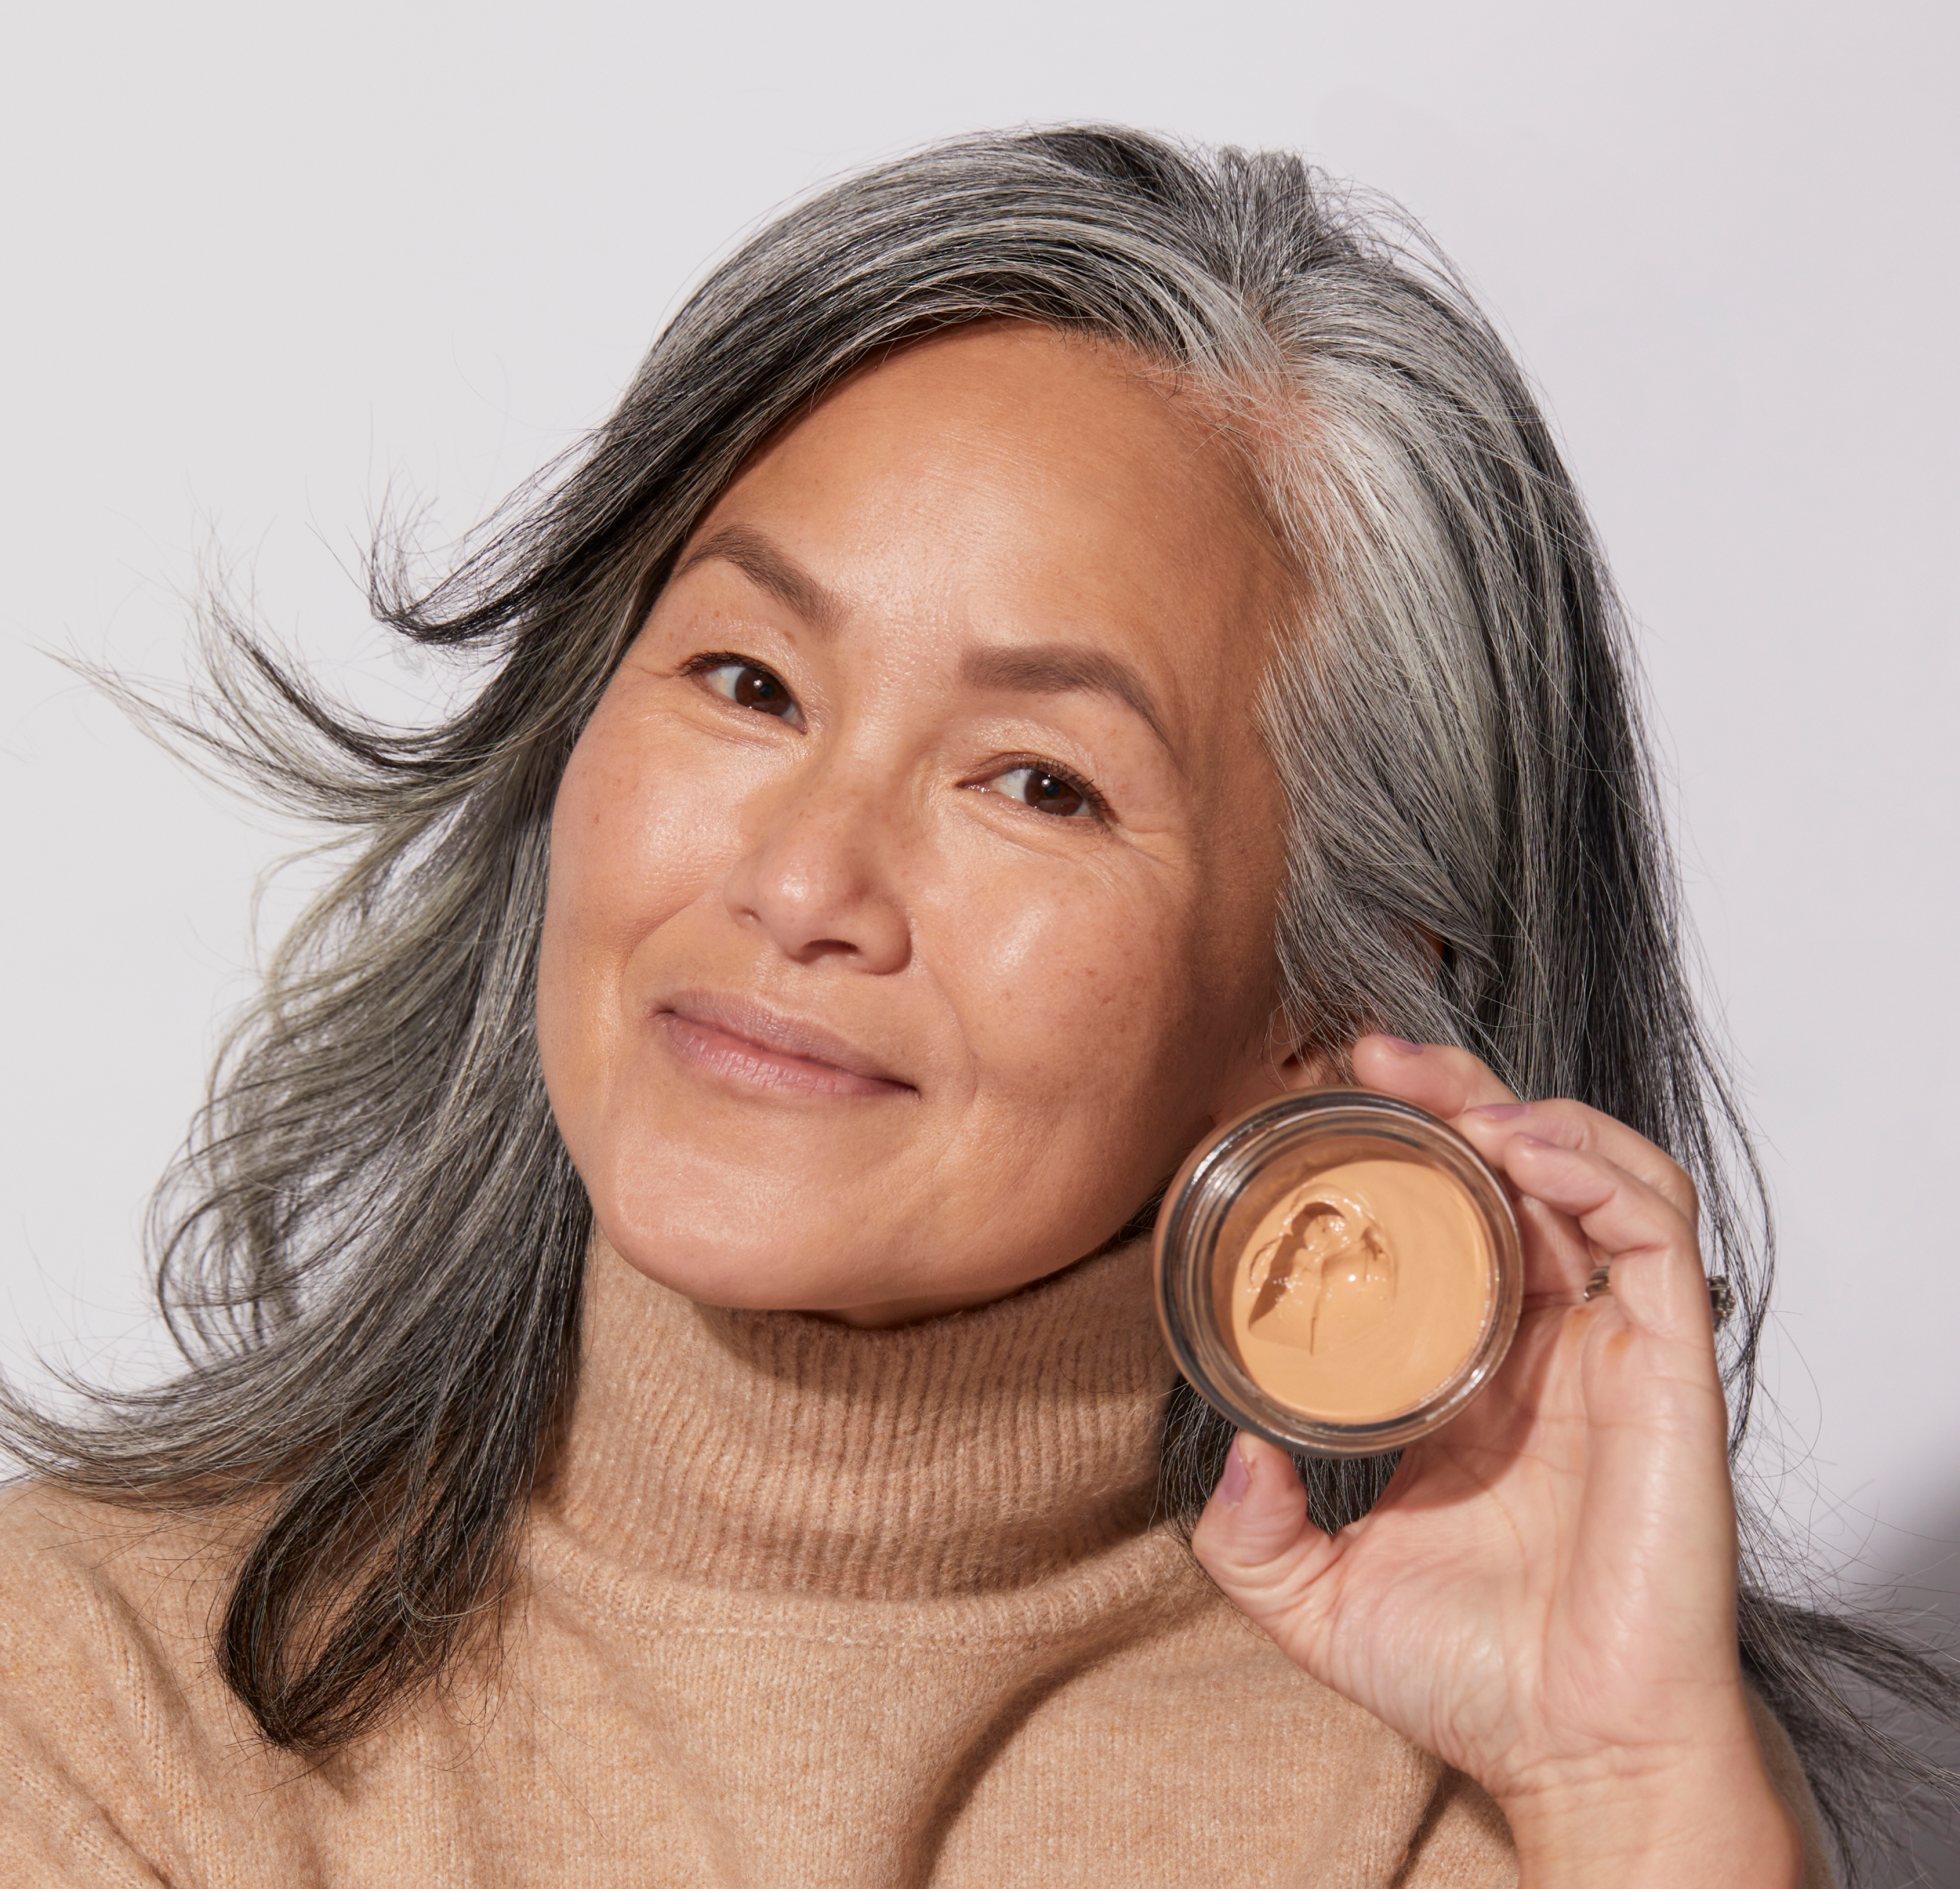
[0,1482,261,1885]
[0,1480,238,1701]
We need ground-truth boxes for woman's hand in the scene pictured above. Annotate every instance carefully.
[1191,1035,1805,1888]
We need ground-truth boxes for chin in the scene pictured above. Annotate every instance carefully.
[590,1208,890,1314]
[588,1201,1080,1322]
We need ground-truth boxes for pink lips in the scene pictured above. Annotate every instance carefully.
[654,993,914,1101]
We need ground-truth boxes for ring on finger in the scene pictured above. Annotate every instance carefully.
[1579,1265,1735,1328]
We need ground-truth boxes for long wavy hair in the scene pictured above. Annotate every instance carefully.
[4,125,1950,1878]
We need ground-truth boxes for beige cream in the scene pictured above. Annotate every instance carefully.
[1225,1156,1495,1423]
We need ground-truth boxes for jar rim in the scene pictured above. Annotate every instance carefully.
[1152,1089,1523,1457]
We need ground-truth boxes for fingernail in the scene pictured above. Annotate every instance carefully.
[1472,1102,1529,1120]
[1218,1439,1252,1505]
[1376,1035,1424,1055]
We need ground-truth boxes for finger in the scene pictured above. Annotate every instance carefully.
[1453,1096,1699,1227]
[1351,1037,1590,1299]
[1500,1137,1717,1346]
[1355,1040,1699,1228]
[1351,1035,1518,1116]
[1511,1192,1606,1305]
[1189,1434,1339,1658]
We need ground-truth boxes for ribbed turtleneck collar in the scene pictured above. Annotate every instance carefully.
[540,1237,1178,1602]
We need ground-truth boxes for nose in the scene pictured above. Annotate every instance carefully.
[721,754,913,974]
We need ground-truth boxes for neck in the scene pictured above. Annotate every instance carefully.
[540,1235,1177,1601]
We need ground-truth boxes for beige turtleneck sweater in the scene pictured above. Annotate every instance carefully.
[0,1241,1828,1886]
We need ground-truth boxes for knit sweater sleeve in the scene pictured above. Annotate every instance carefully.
[1393,1767,1518,1887]
[0,1487,234,1888]
[0,1738,170,1888]
[1748,1688,1840,1889]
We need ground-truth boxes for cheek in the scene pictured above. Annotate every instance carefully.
[536,718,742,1104]
[928,850,1219,1123]
[917,804,1285,1196]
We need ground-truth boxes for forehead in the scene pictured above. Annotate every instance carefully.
[694,324,1286,730]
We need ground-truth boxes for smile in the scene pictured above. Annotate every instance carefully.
[653,994,916,1101]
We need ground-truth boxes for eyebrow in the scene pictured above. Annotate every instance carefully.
[675,523,1171,749]
[961,643,1171,751]
[675,524,844,634]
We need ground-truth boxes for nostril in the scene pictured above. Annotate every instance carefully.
[721,804,913,975]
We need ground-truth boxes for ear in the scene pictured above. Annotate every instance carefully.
[1205,1027,1343,1130]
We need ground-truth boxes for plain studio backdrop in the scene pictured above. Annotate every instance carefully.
[4,0,1955,1678]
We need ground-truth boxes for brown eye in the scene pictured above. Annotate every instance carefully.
[701,660,802,724]
[993,764,1092,819]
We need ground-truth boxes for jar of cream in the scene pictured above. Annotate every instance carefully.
[1153,1089,1523,1456]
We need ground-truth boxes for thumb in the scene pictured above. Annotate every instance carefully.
[1190,1433,1337,1644]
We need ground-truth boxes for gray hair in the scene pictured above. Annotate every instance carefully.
[4,125,1949,1871]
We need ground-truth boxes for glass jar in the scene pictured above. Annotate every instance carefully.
[1153,1089,1523,1456]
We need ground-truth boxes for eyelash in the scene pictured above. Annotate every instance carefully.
[977,752,1111,823]
[681,651,802,718]
[681,650,781,685]
[679,652,1110,823]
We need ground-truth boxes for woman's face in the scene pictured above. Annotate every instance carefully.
[538,324,1305,1323]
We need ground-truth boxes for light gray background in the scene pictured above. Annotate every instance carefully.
[4,2,1955,1613]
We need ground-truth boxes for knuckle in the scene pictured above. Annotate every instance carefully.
[1538,1098,1591,1147]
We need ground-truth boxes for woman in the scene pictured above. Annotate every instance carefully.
[0,125,1943,1885]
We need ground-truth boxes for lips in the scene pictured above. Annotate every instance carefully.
[653,992,915,1100]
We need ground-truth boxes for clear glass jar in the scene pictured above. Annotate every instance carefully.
[1153,1089,1523,1456]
